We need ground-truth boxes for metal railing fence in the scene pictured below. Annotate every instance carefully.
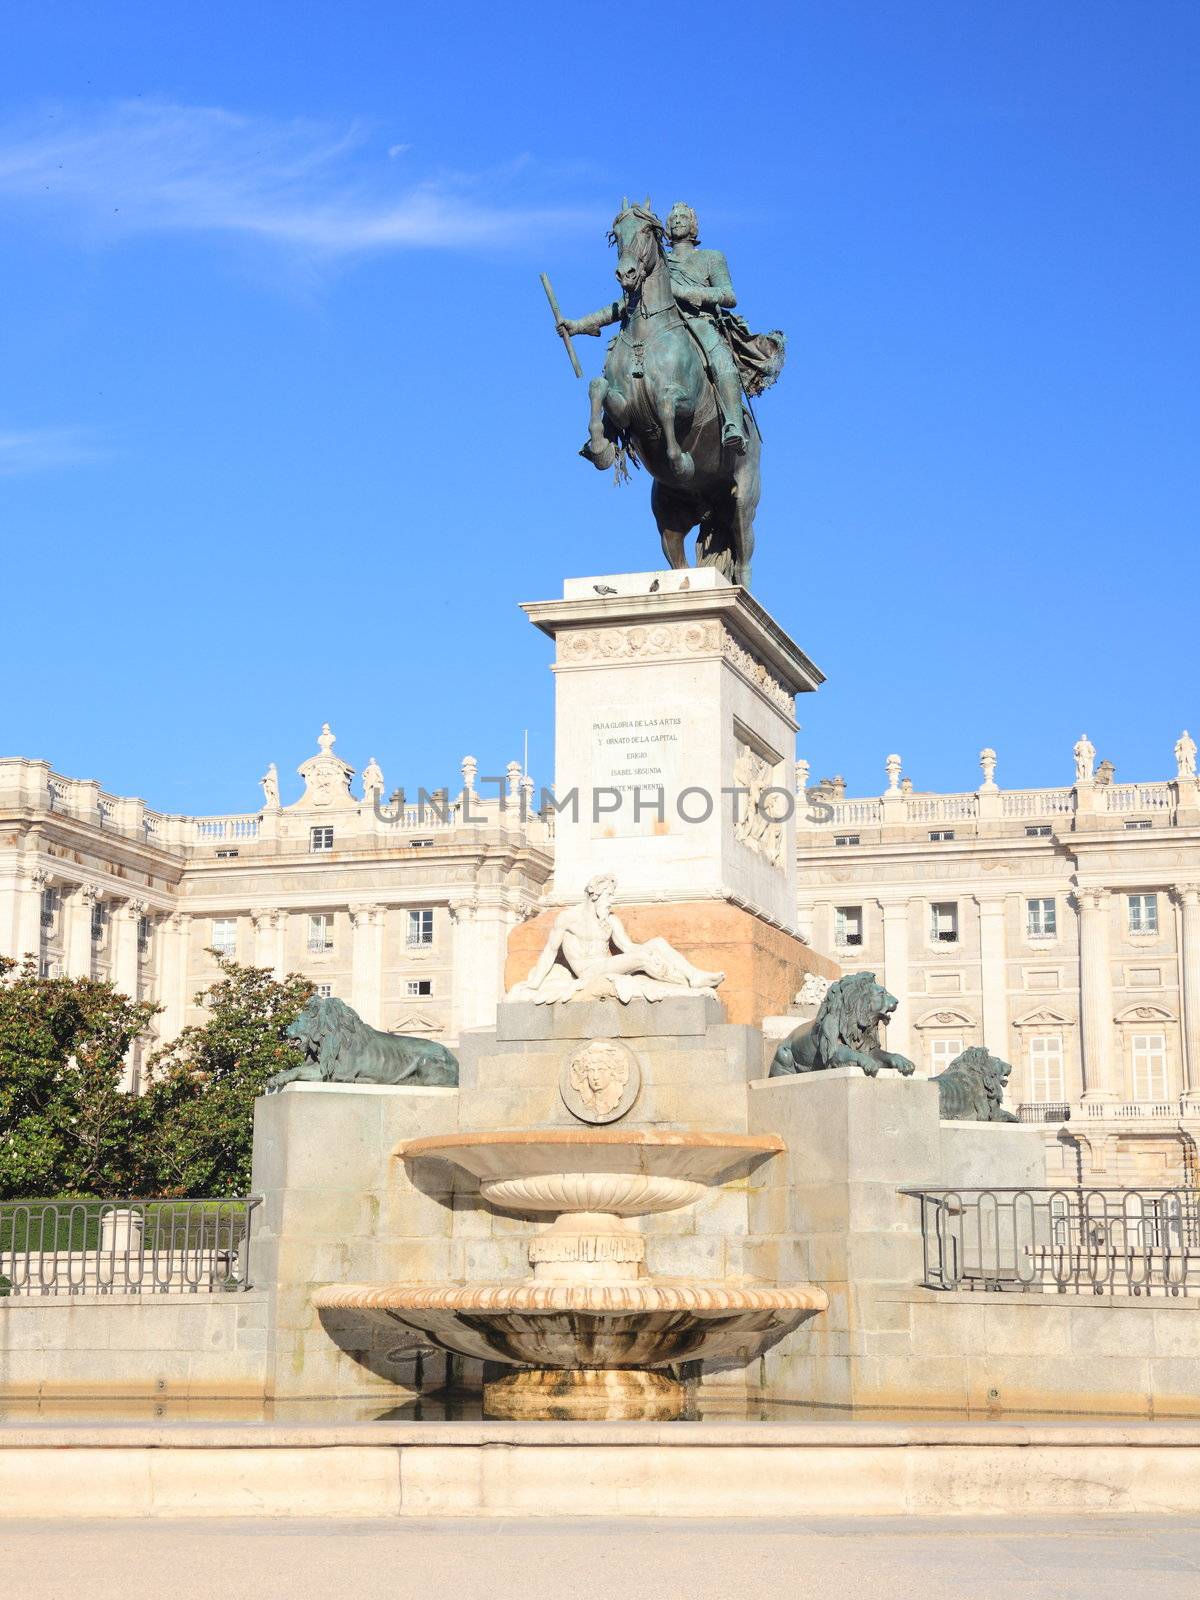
[0,1197,262,1297]
[902,1186,1200,1298]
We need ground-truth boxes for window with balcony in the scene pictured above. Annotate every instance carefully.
[834,905,864,948]
[40,886,60,929]
[1026,898,1057,938]
[927,1036,963,1076]
[90,902,108,942]
[310,826,334,853]
[407,909,435,948]
[137,916,151,952]
[834,834,860,847]
[211,918,237,956]
[308,914,334,953]
[931,902,959,943]
[1130,1032,1169,1102]
[1025,825,1052,838]
[406,979,433,998]
[1128,894,1159,936]
[929,830,955,843]
[1027,1034,1066,1103]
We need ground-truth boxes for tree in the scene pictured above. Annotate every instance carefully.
[143,955,312,1196]
[0,955,160,1199]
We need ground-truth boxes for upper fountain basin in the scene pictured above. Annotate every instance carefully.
[396,1128,784,1187]
[396,1129,785,1217]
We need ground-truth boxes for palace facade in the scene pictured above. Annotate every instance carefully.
[796,743,1200,1186]
[3,726,1199,1183]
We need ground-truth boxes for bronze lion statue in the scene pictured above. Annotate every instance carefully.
[769,971,916,1078]
[266,996,459,1091]
[932,1046,1018,1122]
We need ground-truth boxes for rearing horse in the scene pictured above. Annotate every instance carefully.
[580,203,761,587]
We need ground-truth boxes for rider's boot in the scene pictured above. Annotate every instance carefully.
[715,368,748,456]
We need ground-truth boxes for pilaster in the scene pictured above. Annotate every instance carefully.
[349,903,386,1027]
[879,900,912,1060]
[1074,887,1116,1100]
[1174,885,1200,1094]
[974,895,1009,1054]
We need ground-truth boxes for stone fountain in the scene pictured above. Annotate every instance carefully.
[314,1126,826,1419]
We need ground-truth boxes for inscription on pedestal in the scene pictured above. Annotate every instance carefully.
[591,709,683,838]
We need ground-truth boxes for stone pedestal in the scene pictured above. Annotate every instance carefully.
[522,571,823,933]
[746,1071,1048,1409]
[250,1082,459,1399]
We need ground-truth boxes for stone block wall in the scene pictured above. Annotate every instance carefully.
[0,1293,269,1398]
[250,1082,460,1399]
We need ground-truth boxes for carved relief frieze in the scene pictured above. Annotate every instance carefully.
[557,622,793,712]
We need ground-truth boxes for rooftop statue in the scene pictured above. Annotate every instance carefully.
[508,873,724,1004]
[770,972,916,1078]
[546,199,785,588]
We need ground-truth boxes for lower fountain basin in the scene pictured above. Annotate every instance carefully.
[314,1280,826,1370]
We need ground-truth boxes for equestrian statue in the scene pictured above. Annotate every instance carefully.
[545,200,785,587]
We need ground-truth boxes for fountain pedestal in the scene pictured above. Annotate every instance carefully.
[313,1129,827,1420]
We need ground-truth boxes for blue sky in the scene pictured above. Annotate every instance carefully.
[2,1,1197,812]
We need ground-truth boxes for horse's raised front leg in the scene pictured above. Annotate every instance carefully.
[579,377,617,471]
[648,388,694,484]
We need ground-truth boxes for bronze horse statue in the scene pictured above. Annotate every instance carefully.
[572,203,767,587]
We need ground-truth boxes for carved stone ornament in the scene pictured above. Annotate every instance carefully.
[288,723,355,811]
[732,739,785,870]
[557,622,793,712]
[793,972,831,1010]
[559,1038,642,1125]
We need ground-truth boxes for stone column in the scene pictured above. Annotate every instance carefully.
[15,866,48,964]
[879,900,912,1061]
[64,882,100,978]
[111,899,146,1090]
[1075,887,1116,1101]
[111,898,144,1001]
[1174,886,1200,1094]
[975,895,1009,1053]
[349,903,385,1026]
[158,913,191,1043]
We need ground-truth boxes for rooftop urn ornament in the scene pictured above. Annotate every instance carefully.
[979,747,998,791]
[1176,730,1197,780]
[544,197,785,587]
[1073,733,1096,785]
[885,753,902,794]
[505,761,522,803]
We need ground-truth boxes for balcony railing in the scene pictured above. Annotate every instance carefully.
[0,1197,261,1297]
[195,816,261,842]
[902,1186,1200,1297]
[1017,1103,1072,1123]
[1001,788,1075,819]
[1105,783,1173,815]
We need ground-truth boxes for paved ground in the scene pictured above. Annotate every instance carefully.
[4,1516,1200,1600]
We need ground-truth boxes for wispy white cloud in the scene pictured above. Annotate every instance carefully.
[0,428,107,477]
[0,101,594,257]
